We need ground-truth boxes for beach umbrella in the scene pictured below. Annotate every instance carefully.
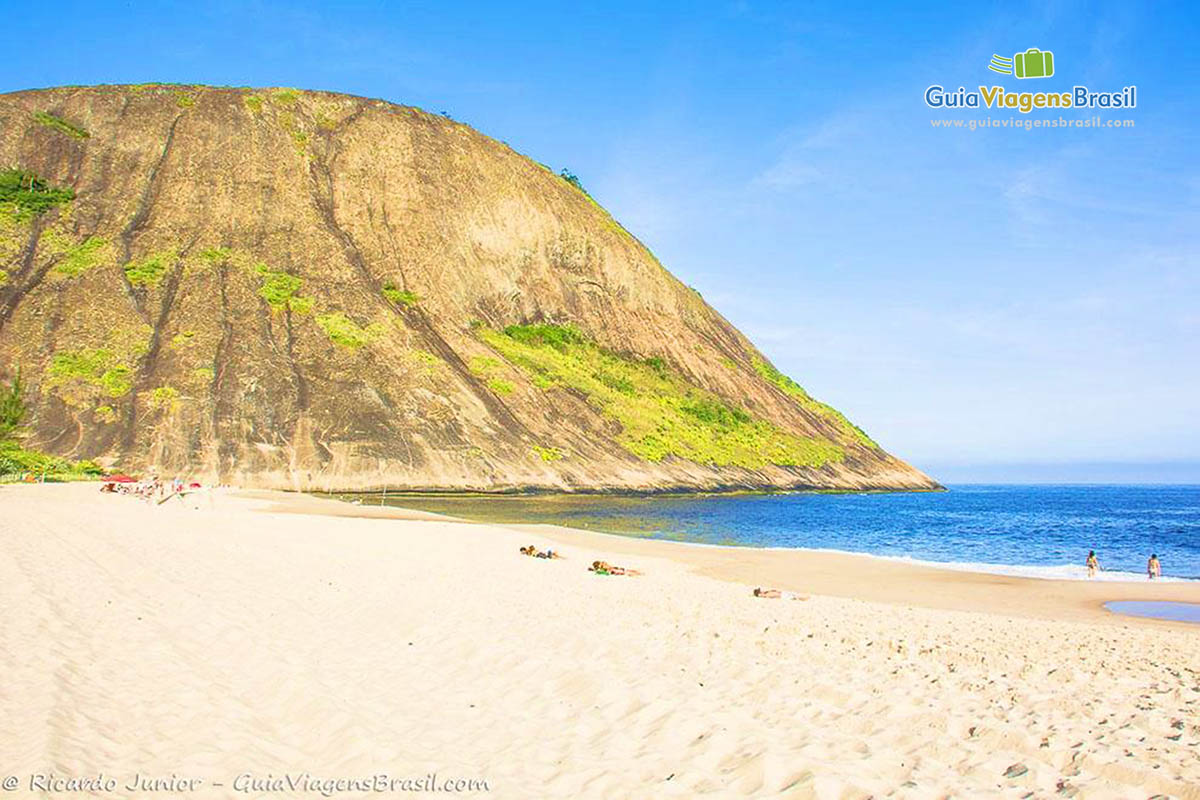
[104,474,138,483]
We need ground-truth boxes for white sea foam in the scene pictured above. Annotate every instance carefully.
[655,538,1196,582]
[828,550,1193,582]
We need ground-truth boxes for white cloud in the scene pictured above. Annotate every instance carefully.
[754,160,823,188]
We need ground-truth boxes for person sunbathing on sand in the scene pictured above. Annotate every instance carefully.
[589,560,641,576]
[520,545,563,559]
[753,587,809,600]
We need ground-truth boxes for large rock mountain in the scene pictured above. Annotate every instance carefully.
[0,85,936,492]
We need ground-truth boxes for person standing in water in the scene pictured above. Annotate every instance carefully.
[1147,554,1162,580]
[1086,550,1102,578]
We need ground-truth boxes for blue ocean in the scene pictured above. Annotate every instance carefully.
[373,485,1200,582]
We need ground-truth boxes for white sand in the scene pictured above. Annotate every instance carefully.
[2,482,1199,799]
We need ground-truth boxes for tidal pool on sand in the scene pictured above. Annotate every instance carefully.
[1105,601,1200,624]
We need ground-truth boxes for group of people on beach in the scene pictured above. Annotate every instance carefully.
[517,545,805,595]
[1086,550,1163,580]
[517,544,642,576]
[99,474,202,504]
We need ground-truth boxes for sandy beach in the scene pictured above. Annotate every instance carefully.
[3,482,1199,799]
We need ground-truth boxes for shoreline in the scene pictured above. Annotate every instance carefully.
[317,484,949,497]
[317,484,1199,583]
[258,489,1200,630]
[326,491,1199,583]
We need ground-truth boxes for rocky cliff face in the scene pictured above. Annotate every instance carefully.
[0,85,937,492]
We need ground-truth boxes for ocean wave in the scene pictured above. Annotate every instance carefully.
[670,539,1196,581]
[798,548,1196,582]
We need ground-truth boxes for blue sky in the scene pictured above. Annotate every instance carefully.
[4,1,1197,481]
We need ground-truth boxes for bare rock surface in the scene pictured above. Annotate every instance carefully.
[0,85,936,491]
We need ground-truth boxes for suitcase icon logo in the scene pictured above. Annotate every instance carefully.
[988,48,1055,79]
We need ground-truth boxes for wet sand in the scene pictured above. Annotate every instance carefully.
[262,489,1200,629]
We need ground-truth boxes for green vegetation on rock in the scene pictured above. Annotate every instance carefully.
[402,349,443,377]
[0,367,25,441]
[382,282,419,306]
[244,94,264,114]
[468,355,514,394]
[0,207,17,265]
[123,250,174,286]
[33,111,90,139]
[532,445,564,462]
[271,88,301,107]
[501,323,584,351]
[752,357,878,448]
[411,350,440,366]
[0,442,103,481]
[47,351,134,398]
[0,366,105,481]
[0,169,74,219]
[200,247,233,264]
[50,236,111,277]
[0,269,7,287]
[273,109,310,155]
[149,386,181,412]
[43,326,151,406]
[287,295,314,314]
[559,168,587,195]
[480,324,845,469]
[642,356,667,376]
[258,271,300,304]
[316,312,383,349]
[469,355,502,375]
[256,267,312,312]
[194,251,313,310]
[257,270,300,307]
